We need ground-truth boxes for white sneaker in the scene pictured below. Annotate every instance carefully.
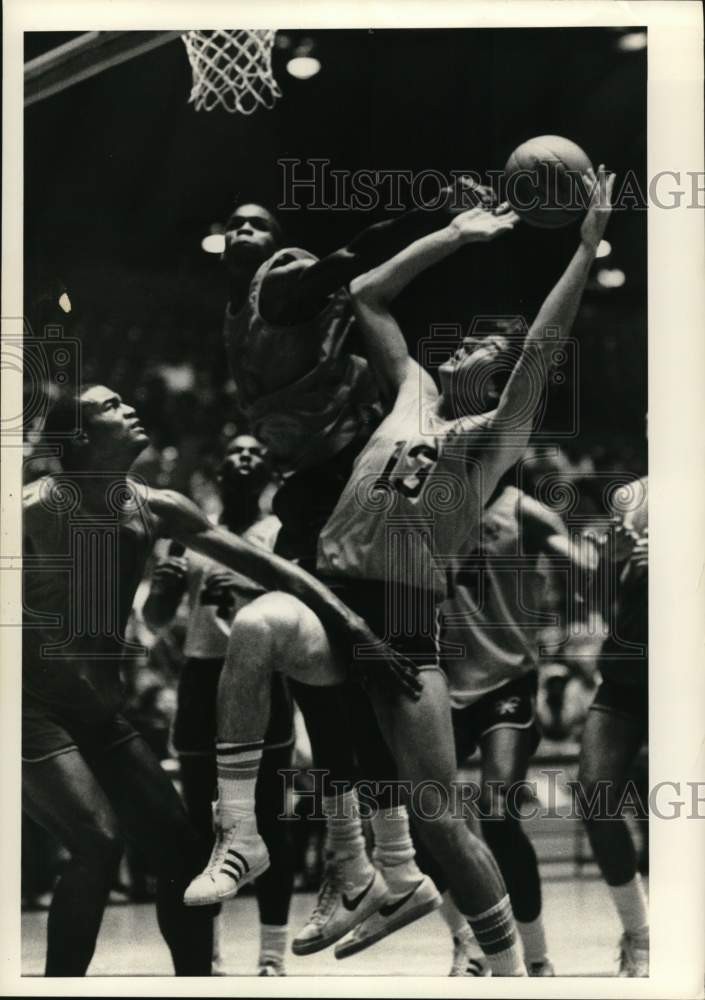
[292,864,389,955]
[335,875,442,959]
[528,958,555,976]
[449,934,492,977]
[617,932,649,977]
[183,819,270,906]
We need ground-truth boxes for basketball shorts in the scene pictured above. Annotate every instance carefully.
[173,657,295,756]
[590,672,648,729]
[451,672,541,763]
[22,692,140,764]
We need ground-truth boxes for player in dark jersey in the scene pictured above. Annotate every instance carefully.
[577,477,649,977]
[215,187,494,952]
[22,384,408,977]
[186,167,615,976]
[143,434,295,976]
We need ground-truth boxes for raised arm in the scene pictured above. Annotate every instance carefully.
[485,166,615,476]
[261,177,497,324]
[349,205,519,404]
[150,489,423,697]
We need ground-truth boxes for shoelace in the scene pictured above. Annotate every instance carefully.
[310,871,340,926]
[206,826,234,875]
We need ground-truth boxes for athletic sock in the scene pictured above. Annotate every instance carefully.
[465,894,527,976]
[440,892,473,939]
[259,923,288,970]
[215,740,264,828]
[322,789,374,886]
[371,806,423,893]
[608,874,649,942]
[517,915,548,965]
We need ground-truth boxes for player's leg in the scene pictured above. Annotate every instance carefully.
[366,668,526,976]
[22,750,124,975]
[577,682,648,976]
[253,741,294,975]
[89,733,216,976]
[478,722,550,975]
[332,684,441,960]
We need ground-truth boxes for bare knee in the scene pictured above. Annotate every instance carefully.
[75,814,123,870]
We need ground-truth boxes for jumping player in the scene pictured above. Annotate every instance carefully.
[143,434,295,976]
[577,476,649,976]
[185,167,616,976]
[22,384,409,976]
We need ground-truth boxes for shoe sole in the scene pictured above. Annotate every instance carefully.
[335,893,442,959]
[184,856,270,906]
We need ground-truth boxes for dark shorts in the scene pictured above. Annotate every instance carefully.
[451,672,540,763]
[591,674,648,729]
[173,657,295,756]
[22,693,140,764]
[319,578,439,667]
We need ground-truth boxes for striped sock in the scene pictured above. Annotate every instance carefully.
[259,924,288,971]
[216,740,263,828]
[465,894,527,976]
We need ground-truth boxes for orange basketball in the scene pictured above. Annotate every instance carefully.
[504,135,593,228]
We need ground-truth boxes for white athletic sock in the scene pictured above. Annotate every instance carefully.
[440,892,473,940]
[517,915,548,965]
[322,790,373,885]
[608,875,649,942]
[465,894,527,976]
[259,924,288,970]
[215,740,263,828]
[370,806,422,892]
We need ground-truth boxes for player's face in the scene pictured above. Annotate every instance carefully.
[438,340,501,415]
[219,434,269,497]
[80,385,150,462]
[222,204,279,273]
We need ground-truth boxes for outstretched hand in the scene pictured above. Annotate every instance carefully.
[580,164,616,251]
[346,617,424,700]
[449,202,520,243]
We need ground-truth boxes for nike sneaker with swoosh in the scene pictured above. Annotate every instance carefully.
[334,874,442,959]
[292,865,390,956]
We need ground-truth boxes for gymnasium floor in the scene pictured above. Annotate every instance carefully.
[22,876,625,977]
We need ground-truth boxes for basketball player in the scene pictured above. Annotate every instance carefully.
[185,167,615,976]
[216,181,494,953]
[22,384,409,976]
[577,477,649,976]
[143,433,295,976]
[401,470,598,976]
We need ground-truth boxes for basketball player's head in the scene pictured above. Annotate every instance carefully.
[218,433,270,500]
[45,385,149,472]
[222,202,283,276]
[438,326,519,417]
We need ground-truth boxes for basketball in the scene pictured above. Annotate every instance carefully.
[504,135,593,228]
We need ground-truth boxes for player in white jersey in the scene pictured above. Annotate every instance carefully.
[419,477,597,976]
[143,435,294,976]
[21,384,403,976]
[185,166,616,977]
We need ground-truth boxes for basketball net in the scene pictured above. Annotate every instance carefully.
[181,30,281,115]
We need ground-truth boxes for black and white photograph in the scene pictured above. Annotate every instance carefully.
[2,1,704,993]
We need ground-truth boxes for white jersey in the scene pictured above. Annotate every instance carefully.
[182,515,280,659]
[317,385,523,600]
[439,486,549,708]
[224,247,381,471]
